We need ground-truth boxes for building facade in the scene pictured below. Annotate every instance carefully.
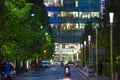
[43,0,103,62]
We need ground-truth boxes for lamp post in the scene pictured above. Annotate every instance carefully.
[109,12,114,80]
[88,35,94,77]
[77,44,80,61]
[84,41,86,65]
[77,48,82,61]
[81,44,84,67]
[95,24,98,78]
[59,26,63,61]
[88,35,91,66]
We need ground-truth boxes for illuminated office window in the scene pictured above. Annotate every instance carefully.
[61,23,78,30]
[91,12,99,17]
[80,23,85,29]
[73,12,78,18]
[61,12,78,18]
[76,24,78,29]
[44,0,60,7]
[61,12,66,17]
[53,0,60,6]
[48,12,54,17]
[60,0,63,6]
[79,12,82,18]
[82,12,88,18]
[75,0,78,7]
[87,12,91,18]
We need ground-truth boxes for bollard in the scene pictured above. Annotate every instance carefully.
[83,65,89,76]
[88,65,94,77]
[114,72,118,80]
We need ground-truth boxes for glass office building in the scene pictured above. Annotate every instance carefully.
[43,0,103,62]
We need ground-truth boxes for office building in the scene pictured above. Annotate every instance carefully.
[43,0,103,62]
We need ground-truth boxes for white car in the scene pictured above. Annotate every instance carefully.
[41,61,51,68]
[54,61,61,66]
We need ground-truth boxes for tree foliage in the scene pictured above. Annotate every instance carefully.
[0,0,55,62]
[81,20,95,44]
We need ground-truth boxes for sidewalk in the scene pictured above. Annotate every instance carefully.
[78,68,110,80]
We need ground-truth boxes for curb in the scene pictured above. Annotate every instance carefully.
[77,68,89,80]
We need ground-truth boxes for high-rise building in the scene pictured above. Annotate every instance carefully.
[44,0,102,62]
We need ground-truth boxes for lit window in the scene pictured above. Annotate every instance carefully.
[80,23,85,29]
[76,24,78,28]
[73,12,78,18]
[75,0,78,7]
[61,12,66,17]
[79,12,82,18]
[91,12,99,17]
[48,12,54,17]
[53,0,60,6]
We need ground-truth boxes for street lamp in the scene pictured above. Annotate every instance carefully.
[94,24,99,78]
[78,49,82,54]
[76,44,80,61]
[43,50,47,54]
[81,44,84,67]
[109,12,114,80]
[84,41,86,65]
[88,35,91,65]
[88,35,94,77]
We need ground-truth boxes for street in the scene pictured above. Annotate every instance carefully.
[16,66,84,80]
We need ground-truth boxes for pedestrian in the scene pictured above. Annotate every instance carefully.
[98,61,103,76]
[61,61,64,67]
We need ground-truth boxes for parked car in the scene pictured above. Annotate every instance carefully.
[0,62,16,80]
[54,61,61,66]
[41,61,51,68]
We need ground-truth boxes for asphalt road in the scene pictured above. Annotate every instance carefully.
[16,66,84,80]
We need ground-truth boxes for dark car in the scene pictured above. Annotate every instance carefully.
[0,62,16,80]
[67,61,75,67]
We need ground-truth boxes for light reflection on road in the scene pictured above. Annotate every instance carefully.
[58,77,72,80]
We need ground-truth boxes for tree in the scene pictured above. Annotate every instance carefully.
[0,0,5,61]
[81,20,95,43]
[0,0,34,61]
[0,0,54,62]
[27,0,55,60]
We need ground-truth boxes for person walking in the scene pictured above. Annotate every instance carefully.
[61,61,64,67]
[98,61,103,76]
